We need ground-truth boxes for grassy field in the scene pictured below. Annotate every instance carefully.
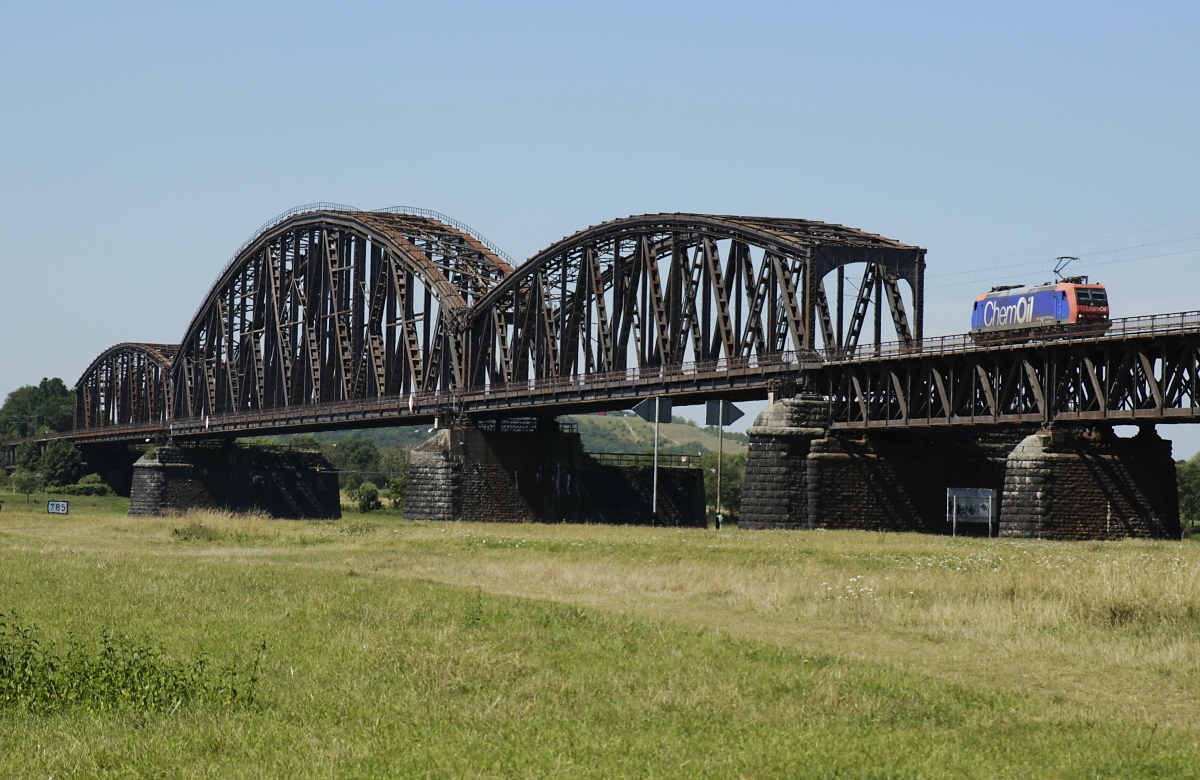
[1,495,1199,777]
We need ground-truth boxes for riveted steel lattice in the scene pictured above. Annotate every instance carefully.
[46,204,1200,448]
[74,343,177,428]
[170,209,512,419]
[462,213,925,387]
[822,312,1200,428]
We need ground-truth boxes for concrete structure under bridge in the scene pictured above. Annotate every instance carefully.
[4,204,1196,539]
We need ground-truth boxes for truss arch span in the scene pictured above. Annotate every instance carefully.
[462,213,925,387]
[75,343,178,429]
[172,206,514,419]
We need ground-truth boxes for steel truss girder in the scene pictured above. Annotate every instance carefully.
[75,209,930,434]
[74,344,177,429]
[463,214,924,389]
[824,334,1200,428]
[170,210,511,418]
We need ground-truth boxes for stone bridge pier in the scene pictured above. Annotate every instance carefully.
[740,396,1181,540]
[128,442,341,519]
[405,420,706,526]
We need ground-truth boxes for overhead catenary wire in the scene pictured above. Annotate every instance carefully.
[933,233,1200,282]
[929,245,1200,291]
[936,214,1200,269]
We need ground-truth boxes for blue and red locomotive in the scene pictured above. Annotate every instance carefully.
[970,276,1109,340]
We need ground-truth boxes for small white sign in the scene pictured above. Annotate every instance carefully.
[47,500,69,515]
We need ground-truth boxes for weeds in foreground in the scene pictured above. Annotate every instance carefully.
[172,522,223,542]
[0,613,264,712]
[170,509,277,545]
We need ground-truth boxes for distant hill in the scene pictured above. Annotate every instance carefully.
[260,426,434,451]
[265,414,747,457]
[565,414,748,456]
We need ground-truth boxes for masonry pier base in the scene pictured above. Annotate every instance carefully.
[404,421,706,526]
[740,397,1180,540]
[128,442,341,519]
[1000,426,1179,539]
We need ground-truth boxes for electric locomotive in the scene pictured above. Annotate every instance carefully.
[969,276,1109,342]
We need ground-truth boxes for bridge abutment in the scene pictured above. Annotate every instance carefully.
[404,422,706,526]
[128,443,340,519]
[1000,426,1180,539]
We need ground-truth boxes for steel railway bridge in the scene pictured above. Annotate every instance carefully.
[50,204,1200,447]
[6,203,1195,538]
[0,200,1195,465]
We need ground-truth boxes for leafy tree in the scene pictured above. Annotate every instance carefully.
[703,426,750,445]
[357,482,382,513]
[379,446,409,482]
[16,442,40,471]
[289,434,322,451]
[1177,455,1200,531]
[700,451,746,522]
[322,436,381,491]
[10,468,43,503]
[39,440,83,487]
[386,471,408,511]
[0,378,74,438]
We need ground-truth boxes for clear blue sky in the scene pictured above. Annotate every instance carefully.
[2,2,1198,449]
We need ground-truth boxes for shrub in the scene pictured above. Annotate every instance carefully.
[10,468,42,503]
[0,613,262,712]
[46,483,115,497]
[386,472,408,510]
[357,482,381,513]
[172,523,223,543]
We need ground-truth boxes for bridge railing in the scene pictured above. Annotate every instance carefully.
[66,310,1200,441]
[154,350,817,435]
[589,452,702,468]
[469,350,816,400]
[374,206,515,266]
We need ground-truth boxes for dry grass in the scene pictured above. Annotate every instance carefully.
[339,523,1200,725]
[73,513,1200,724]
[2,503,1200,775]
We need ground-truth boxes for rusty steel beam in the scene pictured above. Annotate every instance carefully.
[821,312,1200,428]
[74,343,177,429]
[170,208,511,420]
[463,213,924,389]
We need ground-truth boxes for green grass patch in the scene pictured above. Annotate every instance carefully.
[0,491,129,516]
[1,506,1199,776]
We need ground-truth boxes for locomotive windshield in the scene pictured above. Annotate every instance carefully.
[1077,288,1108,306]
